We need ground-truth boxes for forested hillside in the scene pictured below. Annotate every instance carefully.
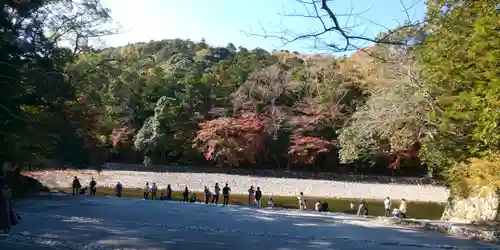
[1,0,499,186]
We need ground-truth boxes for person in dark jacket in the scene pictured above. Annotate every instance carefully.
[204,186,211,204]
[166,184,172,200]
[222,183,231,206]
[72,176,81,196]
[321,201,329,212]
[0,178,11,233]
[212,183,220,204]
[89,178,97,196]
[183,187,189,202]
[254,187,262,208]
[0,179,19,234]
[115,182,123,197]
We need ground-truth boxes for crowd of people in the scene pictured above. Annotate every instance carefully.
[1,175,412,234]
[71,176,409,219]
[72,176,276,208]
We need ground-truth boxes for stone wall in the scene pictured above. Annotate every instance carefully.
[441,191,500,224]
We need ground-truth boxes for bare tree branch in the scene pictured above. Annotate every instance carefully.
[244,0,425,52]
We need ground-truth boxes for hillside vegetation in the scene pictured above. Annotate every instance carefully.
[1,0,499,189]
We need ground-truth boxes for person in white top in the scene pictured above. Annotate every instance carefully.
[314,201,321,212]
[298,192,306,211]
[384,197,392,217]
[151,183,158,200]
[212,183,220,204]
[349,202,356,210]
[399,198,408,218]
[143,182,150,200]
[248,186,255,207]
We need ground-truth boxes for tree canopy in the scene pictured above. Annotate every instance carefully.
[1,0,498,182]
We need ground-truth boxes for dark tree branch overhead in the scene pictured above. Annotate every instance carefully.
[244,0,424,52]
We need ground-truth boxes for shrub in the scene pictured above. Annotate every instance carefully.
[446,153,500,198]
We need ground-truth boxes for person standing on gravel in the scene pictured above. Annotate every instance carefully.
[183,187,189,202]
[89,177,97,196]
[115,182,123,197]
[151,183,158,200]
[72,176,81,196]
[222,183,231,206]
[248,186,255,206]
[298,192,306,211]
[166,184,172,200]
[143,182,150,200]
[212,183,220,204]
[254,187,262,208]
[204,186,211,204]
[384,197,392,217]
[0,178,11,233]
[399,199,408,218]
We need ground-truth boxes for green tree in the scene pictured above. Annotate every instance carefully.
[418,0,500,168]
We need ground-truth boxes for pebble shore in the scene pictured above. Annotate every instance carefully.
[24,169,449,202]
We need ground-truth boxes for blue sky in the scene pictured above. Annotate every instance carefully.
[101,0,427,54]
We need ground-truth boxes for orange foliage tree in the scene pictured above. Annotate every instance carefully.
[193,115,266,166]
[288,136,336,164]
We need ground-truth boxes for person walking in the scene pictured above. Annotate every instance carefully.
[143,182,150,200]
[212,183,220,204]
[72,176,81,196]
[384,197,392,217]
[115,182,123,197]
[204,186,211,204]
[183,187,189,202]
[89,177,97,196]
[254,187,262,208]
[151,183,158,200]
[222,183,231,206]
[248,186,255,207]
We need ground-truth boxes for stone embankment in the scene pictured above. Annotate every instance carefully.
[382,217,500,244]
[24,164,448,202]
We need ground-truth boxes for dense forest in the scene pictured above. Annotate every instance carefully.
[1,0,498,190]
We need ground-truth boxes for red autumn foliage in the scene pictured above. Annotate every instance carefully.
[289,99,345,135]
[288,136,336,164]
[110,126,135,147]
[387,141,422,169]
[193,115,266,166]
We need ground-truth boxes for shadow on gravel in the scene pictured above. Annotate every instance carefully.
[2,196,498,250]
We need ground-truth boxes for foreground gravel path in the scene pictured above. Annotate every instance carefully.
[1,196,496,250]
[24,170,448,202]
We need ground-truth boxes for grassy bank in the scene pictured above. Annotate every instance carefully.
[60,187,445,220]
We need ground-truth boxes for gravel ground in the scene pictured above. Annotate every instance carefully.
[2,196,496,250]
[24,170,449,202]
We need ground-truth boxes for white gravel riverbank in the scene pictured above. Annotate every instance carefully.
[24,170,449,202]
